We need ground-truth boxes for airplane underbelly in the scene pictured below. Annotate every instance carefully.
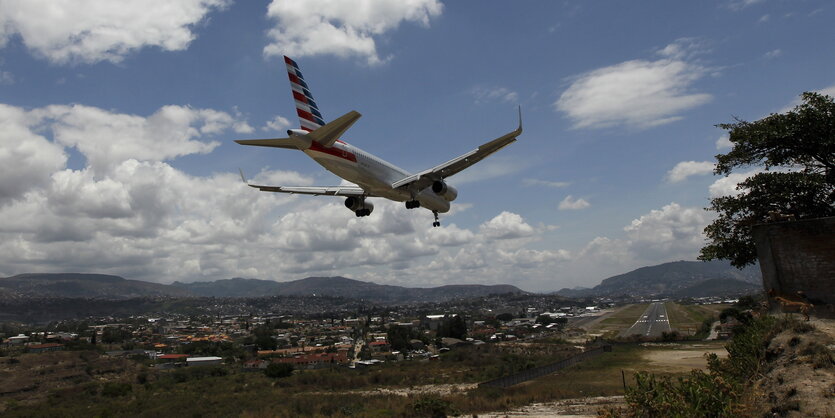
[307,151,409,201]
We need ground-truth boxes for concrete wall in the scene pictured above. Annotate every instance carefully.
[753,217,835,308]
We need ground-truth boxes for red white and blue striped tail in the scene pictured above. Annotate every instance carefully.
[284,56,325,132]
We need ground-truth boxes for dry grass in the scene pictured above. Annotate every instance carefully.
[665,303,730,334]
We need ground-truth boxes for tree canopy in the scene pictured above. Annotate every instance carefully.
[699,92,835,267]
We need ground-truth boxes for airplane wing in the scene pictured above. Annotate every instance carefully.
[246,184,369,197]
[391,108,523,191]
[239,170,370,197]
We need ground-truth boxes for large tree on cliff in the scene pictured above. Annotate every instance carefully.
[699,92,835,267]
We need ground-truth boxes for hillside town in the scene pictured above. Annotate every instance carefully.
[1,299,619,370]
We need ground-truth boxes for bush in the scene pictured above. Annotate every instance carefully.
[623,316,777,416]
[100,382,132,398]
[264,362,294,379]
[411,396,459,417]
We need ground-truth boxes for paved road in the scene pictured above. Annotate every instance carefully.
[619,302,672,338]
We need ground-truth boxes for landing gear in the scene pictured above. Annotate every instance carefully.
[355,208,371,217]
[432,211,440,227]
[405,200,420,209]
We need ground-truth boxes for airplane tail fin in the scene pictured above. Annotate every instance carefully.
[284,56,325,132]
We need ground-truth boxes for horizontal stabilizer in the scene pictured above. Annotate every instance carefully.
[308,110,361,147]
[234,137,300,149]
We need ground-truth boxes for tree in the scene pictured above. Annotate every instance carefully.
[700,92,835,267]
[264,362,294,379]
[437,315,467,340]
[495,313,514,322]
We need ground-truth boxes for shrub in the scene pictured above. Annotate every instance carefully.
[624,315,777,416]
[264,362,294,379]
[411,396,459,417]
[100,382,132,398]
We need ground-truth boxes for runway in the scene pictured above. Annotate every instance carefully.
[619,302,672,338]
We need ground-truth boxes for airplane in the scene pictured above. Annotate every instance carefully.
[236,56,522,227]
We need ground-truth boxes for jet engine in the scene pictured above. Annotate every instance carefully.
[432,180,458,202]
[345,196,374,217]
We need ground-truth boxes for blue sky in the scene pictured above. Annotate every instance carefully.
[0,0,832,291]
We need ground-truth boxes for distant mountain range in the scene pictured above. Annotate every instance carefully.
[0,273,524,303]
[1,260,763,303]
[555,260,762,299]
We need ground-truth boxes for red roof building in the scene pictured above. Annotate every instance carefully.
[27,343,64,353]
[158,354,190,360]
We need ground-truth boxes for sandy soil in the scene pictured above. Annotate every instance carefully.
[315,382,479,397]
[751,317,835,417]
[639,344,728,373]
[460,395,625,418]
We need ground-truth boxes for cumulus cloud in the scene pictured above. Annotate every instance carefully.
[555,39,712,129]
[764,49,782,59]
[709,169,762,197]
[496,248,571,268]
[666,161,715,183]
[264,115,292,132]
[479,211,536,239]
[623,202,712,259]
[558,195,590,210]
[472,86,519,104]
[263,0,443,65]
[778,84,835,113]
[28,104,248,175]
[0,0,230,64]
[716,134,732,150]
[0,104,67,204]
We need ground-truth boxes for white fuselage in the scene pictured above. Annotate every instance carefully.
[300,138,452,212]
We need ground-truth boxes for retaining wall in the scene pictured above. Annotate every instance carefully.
[752,216,835,307]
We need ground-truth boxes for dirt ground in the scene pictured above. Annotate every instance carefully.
[638,343,728,373]
[459,395,625,418]
[750,317,835,417]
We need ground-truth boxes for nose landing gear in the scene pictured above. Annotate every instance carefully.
[432,211,440,227]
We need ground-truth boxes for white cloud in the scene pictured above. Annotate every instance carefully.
[716,134,732,150]
[497,248,571,268]
[479,211,535,239]
[726,0,765,11]
[29,104,247,175]
[263,0,443,65]
[555,39,712,129]
[522,178,570,188]
[778,84,835,113]
[447,156,526,185]
[0,70,12,85]
[472,86,519,104]
[666,161,715,183]
[264,115,292,132]
[558,195,590,210]
[709,169,762,197]
[624,203,712,258]
[764,49,782,59]
[0,104,67,204]
[0,0,230,64]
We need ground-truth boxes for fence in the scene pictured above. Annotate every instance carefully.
[479,345,612,388]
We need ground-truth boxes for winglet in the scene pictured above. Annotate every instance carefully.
[517,105,523,132]
[239,168,248,184]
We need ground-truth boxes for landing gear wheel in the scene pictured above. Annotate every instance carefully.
[405,200,420,209]
[432,211,440,227]
[355,209,370,217]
